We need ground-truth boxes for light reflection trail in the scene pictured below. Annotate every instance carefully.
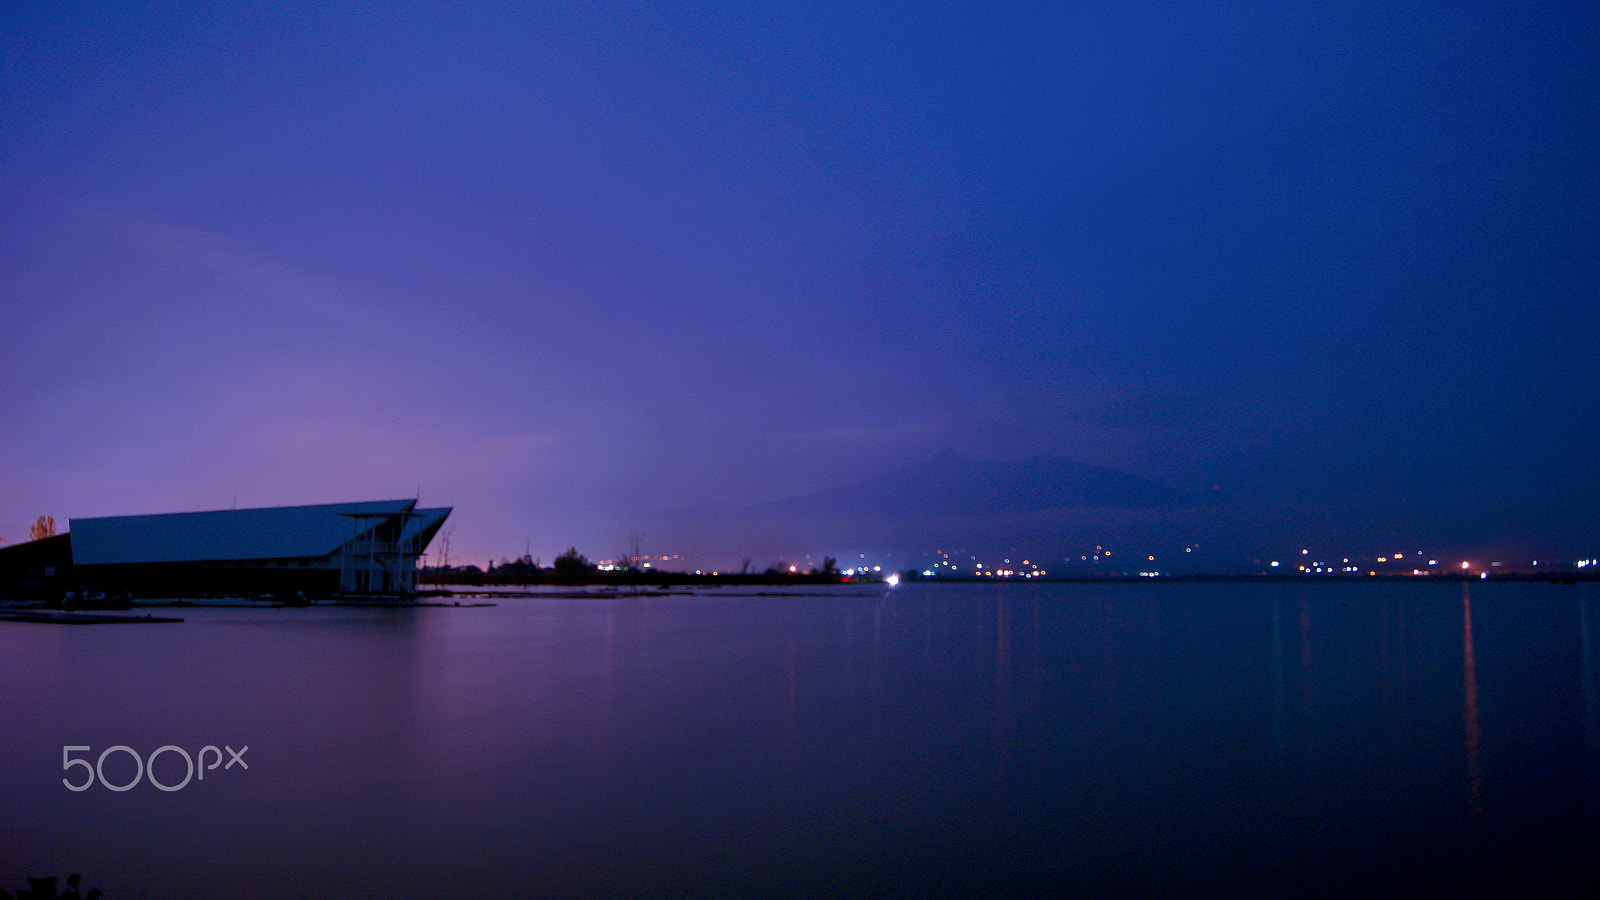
[1462,583,1483,816]
[1271,598,1286,777]
[994,595,1012,769]
[1581,594,1597,799]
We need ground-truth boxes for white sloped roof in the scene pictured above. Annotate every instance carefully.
[400,507,452,546]
[69,499,419,565]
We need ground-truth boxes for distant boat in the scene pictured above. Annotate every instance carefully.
[61,586,132,610]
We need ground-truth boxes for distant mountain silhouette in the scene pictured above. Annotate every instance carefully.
[643,451,1231,564]
[674,450,1220,524]
[767,450,1218,517]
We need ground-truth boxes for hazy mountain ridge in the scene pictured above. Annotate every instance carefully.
[674,450,1223,522]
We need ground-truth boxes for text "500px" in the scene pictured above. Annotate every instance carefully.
[63,744,248,792]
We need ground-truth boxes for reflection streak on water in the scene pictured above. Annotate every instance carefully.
[994,595,1011,769]
[1583,594,1598,797]
[1463,583,1483,815]
[7,582,1600,898]
[1271,597,1286,777]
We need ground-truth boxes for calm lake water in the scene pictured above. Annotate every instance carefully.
[3,579,1599,898]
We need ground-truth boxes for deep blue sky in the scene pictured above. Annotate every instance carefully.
[4,1,1597,570]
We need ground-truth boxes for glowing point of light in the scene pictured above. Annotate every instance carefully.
[789,565,797,573]
[1271,561,1280,567]
[1462,561,1470,570]
[885,573,900,587]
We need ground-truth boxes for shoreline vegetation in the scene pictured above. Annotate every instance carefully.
[6,545,1599,613]
[422,548,1600,590]
[421,548,883,588]
[421,570,1600,588]
[426,547,1600,590]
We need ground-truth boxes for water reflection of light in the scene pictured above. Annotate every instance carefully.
[1299,599,1311,675]
[781,639,798,774]
[1582,594,1598,798]
[1463,584,1483,816]
[1271,598,1287,777]
[995,596,1012,769]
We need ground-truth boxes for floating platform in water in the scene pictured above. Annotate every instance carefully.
[0,609,183,625]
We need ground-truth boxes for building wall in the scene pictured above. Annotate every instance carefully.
[0,534,73,600]
[75,561,343,599]
[5,501,452,600]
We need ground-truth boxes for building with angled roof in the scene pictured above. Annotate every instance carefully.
[0,500,450,599]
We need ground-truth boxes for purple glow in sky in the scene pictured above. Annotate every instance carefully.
[4,1,1597,570]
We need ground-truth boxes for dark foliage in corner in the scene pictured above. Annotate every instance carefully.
[2,873,102,900]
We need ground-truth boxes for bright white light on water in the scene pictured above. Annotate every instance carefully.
[886,573,900,587]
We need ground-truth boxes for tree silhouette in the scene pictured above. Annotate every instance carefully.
[2,871,102,899]
[552,547,594,581]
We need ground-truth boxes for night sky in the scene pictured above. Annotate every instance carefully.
[4,1,1597,571]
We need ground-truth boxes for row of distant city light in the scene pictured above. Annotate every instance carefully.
[1267,549,1598,575]
[597,554,685,572]
[1273,548,1451,575]
[918,545,1209,577]
[1072,544,1195,563]
[920,567,1051,579]
[676,564,890,577]
[922,552,1048,579]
